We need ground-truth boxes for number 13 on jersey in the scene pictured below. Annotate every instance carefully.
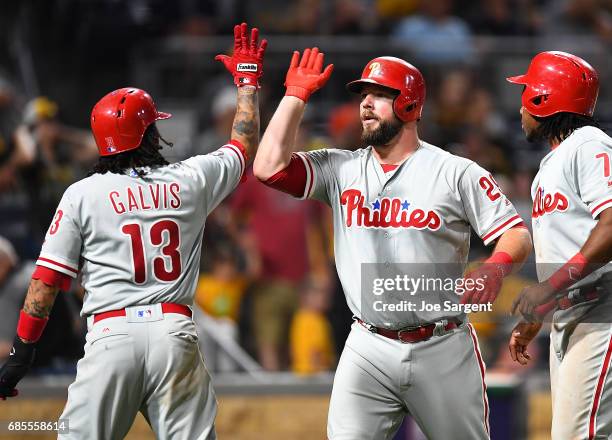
[121,220,182,283]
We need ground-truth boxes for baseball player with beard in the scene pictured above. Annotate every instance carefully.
[508,51,612,439]
[254,50,532,439]
[0,23,266,439]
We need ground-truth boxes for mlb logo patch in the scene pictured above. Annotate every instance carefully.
[138,309,152,318]
[105,136,116,153]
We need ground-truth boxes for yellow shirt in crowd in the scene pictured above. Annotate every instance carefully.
[194,275,247,322]
[290,309,335,375]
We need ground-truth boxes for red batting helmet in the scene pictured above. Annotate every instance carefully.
[91,88,172,156]
[346,56,425,122]
[506,51,599,118]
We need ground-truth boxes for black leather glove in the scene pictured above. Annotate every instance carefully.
[0,336,36,399]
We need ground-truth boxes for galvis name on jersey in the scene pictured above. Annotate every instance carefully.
[340,189,441,230]
[532,186,569,218]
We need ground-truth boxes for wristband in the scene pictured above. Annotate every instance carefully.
[548,252,590,291]
[285,86,311,102]
[485,251,514,277]
[16,310,48,343]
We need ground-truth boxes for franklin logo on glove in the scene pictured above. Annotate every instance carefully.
[237,63,258,72]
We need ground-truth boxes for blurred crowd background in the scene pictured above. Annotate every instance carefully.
[0,0,611,411]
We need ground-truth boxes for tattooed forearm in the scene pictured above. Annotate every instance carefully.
[22,279,59,318]
[231,86,259,163]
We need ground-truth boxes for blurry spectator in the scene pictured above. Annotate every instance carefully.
[327,101,363,149]
[258,0,322,34]
[193,86,237,157]
[468,0,543,35]
[23,96,98,167]
[230,171,329,371]
[290,277,335,375]
[449,128,512,175]
[425,69,472,146]
[391,0,475,65]
[0,235,25,359]
[465,87,509,139]
[376,0,420,20]
[195,240,260,372]
[20,96,98,241]
[0,78,39,260]
[545,0,612,43]
[332,0,379,34]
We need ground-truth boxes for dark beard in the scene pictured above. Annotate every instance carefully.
[361,117,403,146]
[525,126,543,143]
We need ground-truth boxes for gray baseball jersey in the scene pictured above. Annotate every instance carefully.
[273,141,514,439]
[36,143,245,315]
[297,141,522,329]
[530,126,612,438]
[531,126,612,281]
[36,144,245,315]
[52,142,245,440]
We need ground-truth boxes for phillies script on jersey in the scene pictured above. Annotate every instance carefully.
[109,183,182,214]
[340,189,441,230]
[532,186,569,218]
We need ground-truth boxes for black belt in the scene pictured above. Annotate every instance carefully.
[557,286,601,310]
[357,318,460,343]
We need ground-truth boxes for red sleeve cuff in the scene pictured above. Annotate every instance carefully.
[32,265,72,292]
[228,139,248,163]
[262,154,309,198]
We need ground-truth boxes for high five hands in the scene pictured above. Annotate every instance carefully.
[285,47,334,102]
[215,23,268,89]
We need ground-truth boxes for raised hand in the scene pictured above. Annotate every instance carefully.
[285,47,334,102]
[215,23,268,89]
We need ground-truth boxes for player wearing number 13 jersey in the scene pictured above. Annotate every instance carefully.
[0,23,266,440]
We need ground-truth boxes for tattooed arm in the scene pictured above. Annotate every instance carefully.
[20,279,59,343]
[231,86,259,165]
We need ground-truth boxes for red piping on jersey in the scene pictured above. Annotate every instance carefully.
[468,324,490,435]
[482,215,521,243]
[228,139,247,163]
[591,198,612,216]
[222,142,246,177]
[303,154,315,198]
[263,154,308,198]
[37,257,78,274]
[588,333,612,439]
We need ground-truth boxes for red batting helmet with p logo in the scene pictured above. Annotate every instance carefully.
[346,56,426,122]
[91,88,172,156]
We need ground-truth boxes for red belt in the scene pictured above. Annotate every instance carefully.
[93,303,192,324]
[358,319,458,343]
[557,289,600,310]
